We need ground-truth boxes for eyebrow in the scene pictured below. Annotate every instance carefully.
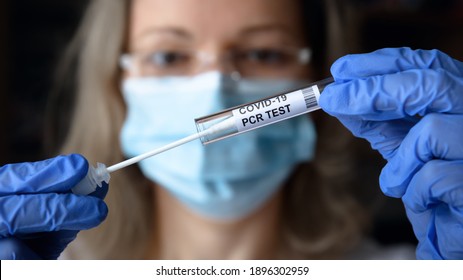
[239,24,295,37]
[136,27,193,41]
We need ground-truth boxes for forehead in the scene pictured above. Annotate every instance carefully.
[129,0,305,44]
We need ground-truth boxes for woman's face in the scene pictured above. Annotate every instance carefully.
[127,0,312,79]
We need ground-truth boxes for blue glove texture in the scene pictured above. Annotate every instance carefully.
[0,154,108,259]
[319,47,463,259]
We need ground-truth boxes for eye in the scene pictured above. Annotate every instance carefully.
[144,50,191,68]
[238,48,288,65]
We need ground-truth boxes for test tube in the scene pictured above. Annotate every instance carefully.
[195,77,334,144]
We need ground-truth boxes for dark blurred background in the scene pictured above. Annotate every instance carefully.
[1,0,89,164]
[1,0,462,248]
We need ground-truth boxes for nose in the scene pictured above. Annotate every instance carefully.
[194,50,237,75]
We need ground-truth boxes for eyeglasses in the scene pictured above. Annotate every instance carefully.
[120,47,311,78]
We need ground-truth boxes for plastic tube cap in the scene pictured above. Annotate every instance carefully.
[71,163,110,195]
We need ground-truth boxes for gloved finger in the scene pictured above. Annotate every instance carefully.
[409,206,463,260]
[330,47,463,81]
[19,230,79,260]
[402,160,463,213]
[403,207,438,259]
[0,154,88,196]
[336,116,418,159]
[402,160,463,259]
[380,114,463,197]
[320,68,463,120]
[0,193,108,237]
[0,237,42,259]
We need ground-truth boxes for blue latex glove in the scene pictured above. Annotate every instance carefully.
[319,47,463,259]
[0,154,108,259]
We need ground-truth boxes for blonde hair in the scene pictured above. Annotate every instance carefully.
[51,0,366,259]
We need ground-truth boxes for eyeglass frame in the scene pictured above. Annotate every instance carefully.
[119,47,312,77]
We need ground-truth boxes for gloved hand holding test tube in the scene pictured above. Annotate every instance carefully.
[72,77,334,195]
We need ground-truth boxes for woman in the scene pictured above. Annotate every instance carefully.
[56,0,366,259]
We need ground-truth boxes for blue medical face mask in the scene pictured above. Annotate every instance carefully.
[120,71,317,220]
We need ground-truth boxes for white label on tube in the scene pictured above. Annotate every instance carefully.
[232,85,320,132]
